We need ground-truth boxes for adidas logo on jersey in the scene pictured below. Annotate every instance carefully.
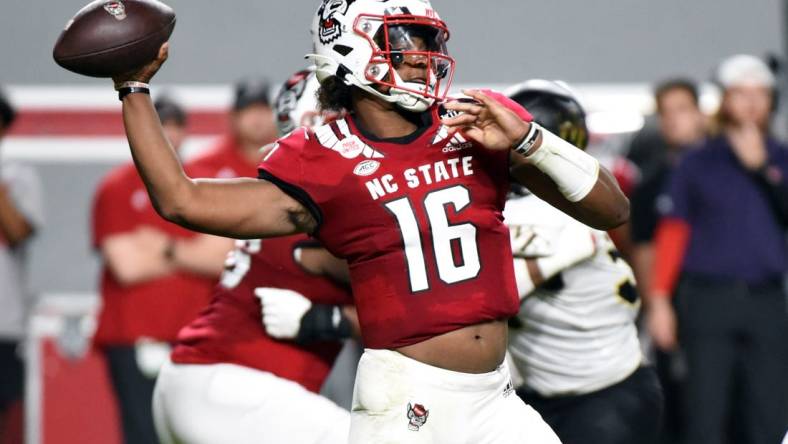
[432,125,473,153]
[314,120,385,160]
[431,125,450,145]
[443,133,473,153]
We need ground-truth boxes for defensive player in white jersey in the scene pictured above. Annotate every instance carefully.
[505,81,663,444]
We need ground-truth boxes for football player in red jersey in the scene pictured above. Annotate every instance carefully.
[111,1,628,441]
[152,70,358,444]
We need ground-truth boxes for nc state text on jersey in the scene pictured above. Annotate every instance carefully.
[365,156,475,200]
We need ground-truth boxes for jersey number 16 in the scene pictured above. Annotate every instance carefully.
[385,185,481,293]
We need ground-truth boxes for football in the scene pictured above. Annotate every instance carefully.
[53,0,176,78]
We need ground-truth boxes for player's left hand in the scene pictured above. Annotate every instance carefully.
[112,42,169,89]
[442,89,531,151]
[255,287,312,339]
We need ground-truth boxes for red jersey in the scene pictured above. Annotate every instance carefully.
[92,138,258,345]
[259,92,532,349]
[170,235,352,393]
[92,163,216,345]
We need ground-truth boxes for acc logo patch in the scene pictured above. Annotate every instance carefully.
[317,0,355,44]
[406,403,429,431]
[353,160,380,176]
[103,1,127,20]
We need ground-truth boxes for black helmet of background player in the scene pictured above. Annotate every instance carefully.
[507,79,588,150]
[155,95,188,151]
[232,77,278,149]
[0,89,17,139]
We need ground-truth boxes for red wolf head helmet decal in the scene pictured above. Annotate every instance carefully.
[317,0,356,44]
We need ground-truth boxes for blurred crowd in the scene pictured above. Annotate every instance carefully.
[0,51,786,444]
[629,55,788,444]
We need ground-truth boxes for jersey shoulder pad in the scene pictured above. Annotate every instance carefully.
[310,118,385,160]
[258,128,310,177]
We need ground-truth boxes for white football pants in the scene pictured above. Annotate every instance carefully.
[349,349,562,444]
[153,359,350,444]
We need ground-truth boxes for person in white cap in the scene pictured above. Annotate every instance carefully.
[647,54,788,444]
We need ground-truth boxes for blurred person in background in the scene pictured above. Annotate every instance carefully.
[506,80,663,444]
[628,79,706,443]
[630,79,706,298]
[0,89,44,442]
[92,96,235,444]
[186,77,278,180]
[647,54,788,444]
[154,69,359,444]
[626,80,705,182]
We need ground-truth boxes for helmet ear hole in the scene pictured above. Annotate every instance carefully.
[336,64,354,84]
[333,44,354,56]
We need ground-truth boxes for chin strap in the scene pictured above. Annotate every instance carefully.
[386,69,436,112]
[345,72,434,112]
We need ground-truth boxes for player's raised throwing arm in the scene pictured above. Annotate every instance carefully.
[442,89,629,230]
[113,44,312,239]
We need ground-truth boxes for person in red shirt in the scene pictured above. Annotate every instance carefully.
[92,97,237,444]
[187,77,277,181]
[110,1,629,441]
[153,69,358,444]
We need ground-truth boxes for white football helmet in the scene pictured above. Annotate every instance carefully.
[307,0,455,113]
[273,67,325,136]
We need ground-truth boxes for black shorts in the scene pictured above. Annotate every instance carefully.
[517,366,664,444]
[0,341,24,411]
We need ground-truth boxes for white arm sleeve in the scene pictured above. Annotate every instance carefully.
[522,128,600,202]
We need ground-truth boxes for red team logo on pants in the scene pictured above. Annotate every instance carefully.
[406,403,429,431]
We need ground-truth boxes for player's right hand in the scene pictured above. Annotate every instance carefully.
[255,287,313,339]
[112,42,169,89]
[647,296,678,351]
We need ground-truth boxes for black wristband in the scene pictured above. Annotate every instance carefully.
[295,305,352,344]
[512,122,542,156]
[118,87,150,101]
